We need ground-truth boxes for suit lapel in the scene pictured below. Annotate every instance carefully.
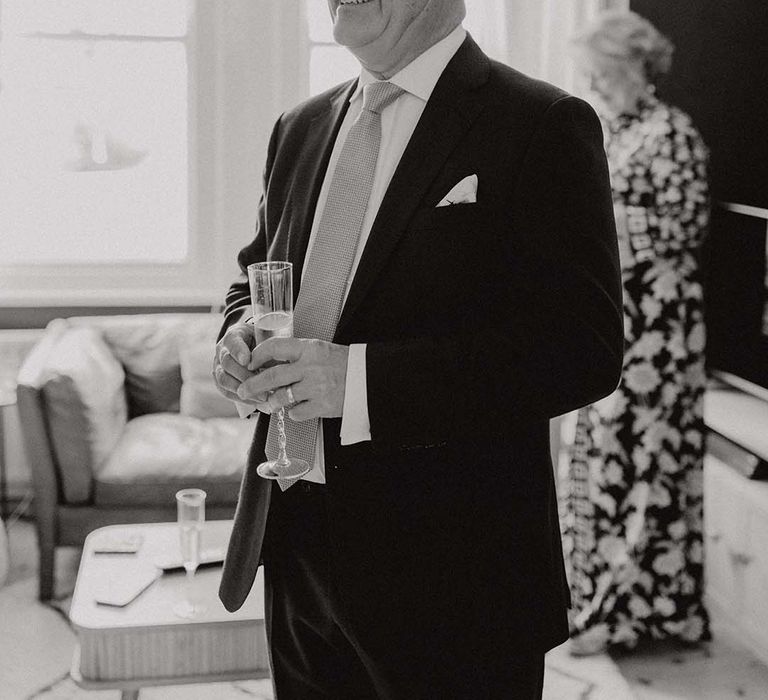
[336,36,491,338]
[286,80,356,301]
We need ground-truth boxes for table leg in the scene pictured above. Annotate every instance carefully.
[121,690,140,700]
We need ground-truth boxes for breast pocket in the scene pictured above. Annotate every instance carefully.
[402,204,495,329]
[408,203,488,264]
[410,202,484,233]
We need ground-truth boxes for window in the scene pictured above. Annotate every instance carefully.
[304,2,358,96]
[0,1,213,304]
[0,1,189,265]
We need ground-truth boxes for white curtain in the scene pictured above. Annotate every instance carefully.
[501,0,629,90]
[464,0,509,64]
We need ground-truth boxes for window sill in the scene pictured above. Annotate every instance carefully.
[0,287,224,309]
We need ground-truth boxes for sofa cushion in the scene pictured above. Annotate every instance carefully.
[40,327,128,504]
[74,314,224,418]
[94,413,252,506]
[179,339,239,419]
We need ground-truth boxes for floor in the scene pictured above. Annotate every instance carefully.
[613,640,768,700]
[2,513,768,699]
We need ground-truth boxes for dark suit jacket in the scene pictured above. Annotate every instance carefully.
[218,35,623,654]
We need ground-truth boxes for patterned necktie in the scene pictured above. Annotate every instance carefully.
[266,81,405,490]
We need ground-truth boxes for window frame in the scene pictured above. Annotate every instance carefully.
[0,0,221,306]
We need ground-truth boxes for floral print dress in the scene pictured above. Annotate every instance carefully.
[561,95,711,650]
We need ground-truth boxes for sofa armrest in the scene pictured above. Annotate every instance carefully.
[16,320,70,509]
[16,384,63,514]
[16,320,129,505]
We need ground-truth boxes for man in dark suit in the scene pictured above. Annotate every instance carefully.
[212,1,623,697]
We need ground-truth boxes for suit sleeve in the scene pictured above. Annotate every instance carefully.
[216,116,283,342]
[365,96,624,449]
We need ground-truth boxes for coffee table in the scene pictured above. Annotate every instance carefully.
[69,520,269,700]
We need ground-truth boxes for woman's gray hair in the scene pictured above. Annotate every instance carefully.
[573,10,675,85]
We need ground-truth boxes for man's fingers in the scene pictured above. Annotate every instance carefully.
[220,350,252,383]
[266,384,303,413]
[286,401,314,422]
[213,366,269,408]
[237,363,303,400]
[219,322,255,366]
[229,333,253,365]
[248,337,304,371]
[213,366,242,397]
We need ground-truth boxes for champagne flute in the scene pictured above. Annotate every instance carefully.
[173,488,206,619]
[247,261,311,482]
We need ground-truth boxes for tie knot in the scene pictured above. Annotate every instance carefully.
[362,81,404,115]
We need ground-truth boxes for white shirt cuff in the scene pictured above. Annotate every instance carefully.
[340,343,371,445]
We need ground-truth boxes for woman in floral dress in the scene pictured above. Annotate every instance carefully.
[561,11,711,654]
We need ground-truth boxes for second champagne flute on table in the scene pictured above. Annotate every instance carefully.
[247,261,311,482]
[173,488,206,619]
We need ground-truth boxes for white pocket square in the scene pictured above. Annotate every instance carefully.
[436,174,478,207]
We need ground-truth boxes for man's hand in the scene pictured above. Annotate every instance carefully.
[212,321,267,408]
[237,338,349,421]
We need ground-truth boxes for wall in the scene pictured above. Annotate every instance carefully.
[0,1,303,317]
[631,0,768,208]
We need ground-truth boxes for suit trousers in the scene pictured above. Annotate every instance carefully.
[262,481,545,700]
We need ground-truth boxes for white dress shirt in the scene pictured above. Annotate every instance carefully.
[247,25,467,483]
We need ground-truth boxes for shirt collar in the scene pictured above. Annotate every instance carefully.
[350,24,466,104]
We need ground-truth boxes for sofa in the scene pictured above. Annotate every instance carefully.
[16,313,254,600]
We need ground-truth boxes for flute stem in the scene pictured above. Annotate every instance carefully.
[276,408,290,468]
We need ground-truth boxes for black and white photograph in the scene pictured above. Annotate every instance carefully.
[1,1,767,698]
